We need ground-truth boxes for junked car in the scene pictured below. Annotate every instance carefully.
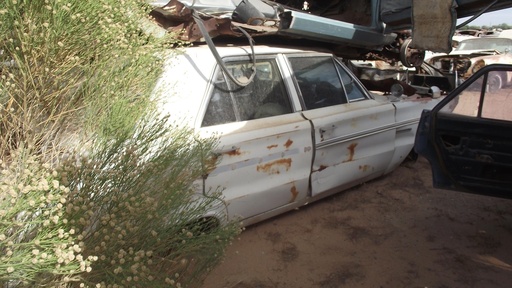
[143,0,512,226]
[427,37,512,91]
[155,43,444,226]
[414,64,512,199]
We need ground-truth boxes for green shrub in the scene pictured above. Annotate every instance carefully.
[0,0,170,158]
[0,147,96,287]
[0,0,240,286]
[56,116,239,288]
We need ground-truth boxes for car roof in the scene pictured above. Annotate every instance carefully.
[180,41,336,56]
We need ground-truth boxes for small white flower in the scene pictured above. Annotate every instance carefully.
[6,267,14,273]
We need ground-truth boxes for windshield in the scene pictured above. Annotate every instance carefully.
[455,38,512,53]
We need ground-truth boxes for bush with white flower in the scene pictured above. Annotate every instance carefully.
[0,0,240,287]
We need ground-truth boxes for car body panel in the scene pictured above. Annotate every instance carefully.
[302,99,396,197]
[202,114,313,223]
[414,64,512,198]
[277,10,396,51]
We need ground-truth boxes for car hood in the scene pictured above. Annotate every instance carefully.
[451,50,501,56]
[469,53,512,64]
[429,50,502,62]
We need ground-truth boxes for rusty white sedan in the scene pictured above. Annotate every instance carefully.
[156,43,443,226]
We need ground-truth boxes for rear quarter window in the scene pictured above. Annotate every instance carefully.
[287,55,368,110]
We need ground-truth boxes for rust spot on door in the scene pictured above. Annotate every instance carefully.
[284,139,293,149]
[225,148,241,156]
[317,165,328,172]
[344,143,358,162]
[267,144,278,150]
[257,158,292,175]
[290,184,299,203]
[359,165,372,172]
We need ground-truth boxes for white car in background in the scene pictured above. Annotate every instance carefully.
[156,43,444,226]
[427,36,512,91]
[423,34,478,61]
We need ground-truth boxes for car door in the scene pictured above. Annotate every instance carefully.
[415,64,512,198]
[286,55,397,197]
[199,55,313,225]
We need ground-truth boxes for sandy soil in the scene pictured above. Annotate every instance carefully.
[201,157,512,288]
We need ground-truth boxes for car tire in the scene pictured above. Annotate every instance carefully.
[487,72,503,93]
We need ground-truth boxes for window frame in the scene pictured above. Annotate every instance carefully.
[200,54,294,127]
[439,69,512,122]
[286,54,371,110]
[333,58,371,102]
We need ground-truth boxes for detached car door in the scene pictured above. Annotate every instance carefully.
[286,55,397,197]
[415,64,512,198]
[199,55,313,224]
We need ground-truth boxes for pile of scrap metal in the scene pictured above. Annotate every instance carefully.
[147,0,423,65]
[147,0,512,66]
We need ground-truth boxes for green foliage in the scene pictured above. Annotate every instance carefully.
[460,23,511,31]
[0,0,240,287]
[0,147,96,286]
[1,119,240,287]
[56,116,239,288]
[0,0,171,158]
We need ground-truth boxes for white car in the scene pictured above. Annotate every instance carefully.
[427,37,512,91]
[156,43,443,226]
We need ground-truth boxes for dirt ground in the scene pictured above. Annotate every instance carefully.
[201,157,512,288]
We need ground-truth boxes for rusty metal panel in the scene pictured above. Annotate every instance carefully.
[302,100,396,196]
[201,114,313,221]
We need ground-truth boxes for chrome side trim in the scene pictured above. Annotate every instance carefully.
[316,119,418,149]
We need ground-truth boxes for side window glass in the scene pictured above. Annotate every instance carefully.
[482,72,512,121]
[335,61,368,102]
[288,56,347,109]
[202,58,293,127]
[440,70,512,121]
[201,71,237,127]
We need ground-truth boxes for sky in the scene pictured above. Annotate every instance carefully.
[457,7,512,26]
